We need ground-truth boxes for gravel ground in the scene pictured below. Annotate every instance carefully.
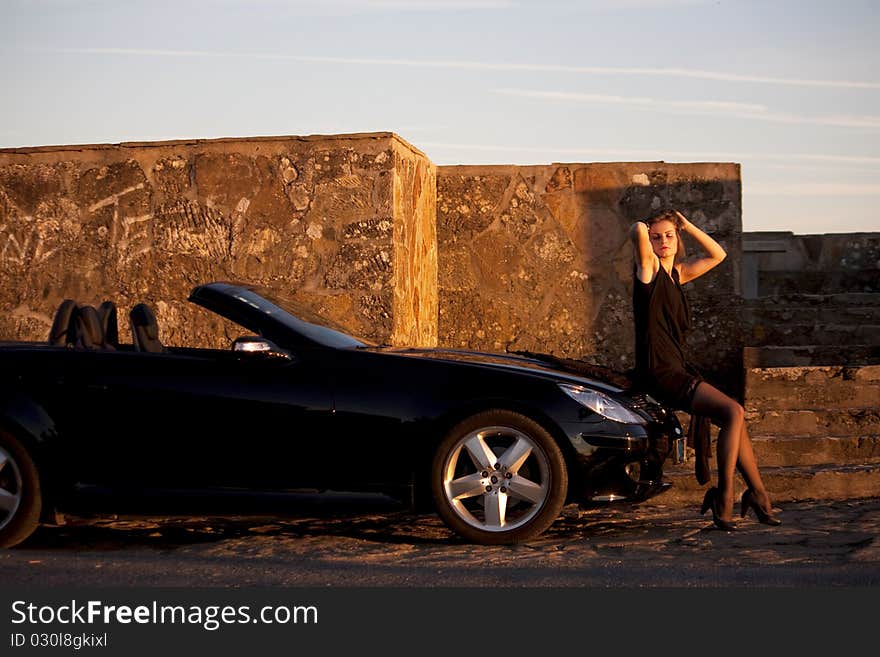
[3,496,879,587]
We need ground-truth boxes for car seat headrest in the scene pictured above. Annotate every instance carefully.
[97,300,119,347]
[130,303,165,353]
[49,299,78,346]
[74,305,105,350]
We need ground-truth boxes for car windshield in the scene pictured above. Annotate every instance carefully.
[231,285,376,349]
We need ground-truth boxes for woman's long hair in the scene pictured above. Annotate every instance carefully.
[644,209,686,263]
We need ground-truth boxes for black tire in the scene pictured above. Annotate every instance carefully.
[431,410,567,545]
[0,429,42,548]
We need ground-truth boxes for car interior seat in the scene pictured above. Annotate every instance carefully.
[97,300,119,348]
[130,303,166,353]
[73,305,107,350]
[48,299,78,346]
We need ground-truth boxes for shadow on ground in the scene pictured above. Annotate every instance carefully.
[20,493,673,552]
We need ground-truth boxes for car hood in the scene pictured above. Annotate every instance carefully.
[365,346,630,395]
[188,281,634,397]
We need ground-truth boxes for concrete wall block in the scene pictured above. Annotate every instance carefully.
[749,322,879,348]
[0,133,434,349]
[390,145,438,347]
[855,324,880,343]
[757,270,879,296]
[750,436,880,467]
[854,365,880,382]
[802,466,880,501]
[437,162,743,389]
[818,305,880,324]
[745,366,880,411]
[652,461,880,504]
[2,138,745,384]
[438,288,521,353]
[744,306,820,325]
[436,168,510,244]
[745,232,880,271]
[744,345,880,368]
[747,409,880,437]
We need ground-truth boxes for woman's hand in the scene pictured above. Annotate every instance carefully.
[674,210,692,232]
[674,211,726,284]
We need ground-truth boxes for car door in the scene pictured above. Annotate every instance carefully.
[54,346,336,492]
[329,348,456,490]
[16,347,123,488]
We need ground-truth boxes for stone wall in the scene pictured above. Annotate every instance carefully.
[1,133,747,395]
[741,231,880,362]
[390,146,437,346]
[437,162,743,394]
[743,231,880,298]
[0,133,437,349]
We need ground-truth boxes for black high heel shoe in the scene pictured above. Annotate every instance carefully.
[740,489,782,526]
[700,487,736,531]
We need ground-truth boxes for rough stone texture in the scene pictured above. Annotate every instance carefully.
[390,143,437,347]
[748,436,880,468]
[657,460,880,505]
[743,293,880,353]
[736,355,880,500]
[0,133,437,348]
[744,345,880,368]
[745,409,880,438]
[437,162,743,395]
[743,231,880,298]
[745,365,880,412]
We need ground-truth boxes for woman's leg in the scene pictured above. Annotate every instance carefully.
[734,424,774,513]
[689,381,745,521]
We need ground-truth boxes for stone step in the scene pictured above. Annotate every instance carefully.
[644,462,880,507]
[743,345,880,368]
[744,305,880,326]
[745,364,880,411]
[746,408,880,437]
[744,323,880,347]
[747,292,880,306]
[750,435,880,467]
[755,270,880,295]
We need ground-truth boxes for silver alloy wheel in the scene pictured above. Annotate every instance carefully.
[440,425,551,533]
[0,446,23,532]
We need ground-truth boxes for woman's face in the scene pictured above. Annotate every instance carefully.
[648,219,678,260]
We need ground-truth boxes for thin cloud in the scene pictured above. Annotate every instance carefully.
[492,87,880,130]
[493,89,767,114]
[27,0,517,10]
[264,0,518,9]
[29,48,880,91]
[554,0,710,7]
[365,0,515,8]
[10,0,695,9]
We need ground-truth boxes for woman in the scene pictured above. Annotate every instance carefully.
[629,209,780,531]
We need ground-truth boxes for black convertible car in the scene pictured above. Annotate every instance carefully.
[0,282,681,546]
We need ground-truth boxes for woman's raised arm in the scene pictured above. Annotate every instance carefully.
[630,221,657,284]
[675,211,726,284]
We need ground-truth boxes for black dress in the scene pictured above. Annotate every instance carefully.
[632,265,703,412]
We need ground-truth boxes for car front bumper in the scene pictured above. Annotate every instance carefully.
[566,412,683,504]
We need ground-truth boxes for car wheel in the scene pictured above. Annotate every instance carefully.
[0,429,42,548]
[431,410,568,545]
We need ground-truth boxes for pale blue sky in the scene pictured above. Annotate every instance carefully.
[2,0,878,233]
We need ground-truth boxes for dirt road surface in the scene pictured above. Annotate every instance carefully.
[3,496,879,587]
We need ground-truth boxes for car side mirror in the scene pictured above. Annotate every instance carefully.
[232,336,293,362]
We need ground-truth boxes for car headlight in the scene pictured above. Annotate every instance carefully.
[558,384,647,424]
